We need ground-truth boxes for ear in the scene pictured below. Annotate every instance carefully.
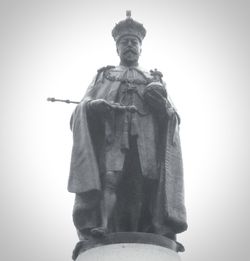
[116,45,120,56]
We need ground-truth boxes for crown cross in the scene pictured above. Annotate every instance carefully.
[126,10,131,19]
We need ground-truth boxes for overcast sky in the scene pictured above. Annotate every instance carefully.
[0,0,250,261]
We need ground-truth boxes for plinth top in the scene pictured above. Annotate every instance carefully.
[76,243,181,261]
[73,232,184,260]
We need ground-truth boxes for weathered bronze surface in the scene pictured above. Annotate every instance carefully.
[68,11,187,258]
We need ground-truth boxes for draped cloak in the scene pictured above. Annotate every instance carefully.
[68,66,187,234]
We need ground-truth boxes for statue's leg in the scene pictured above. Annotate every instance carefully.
[91,171,122,237]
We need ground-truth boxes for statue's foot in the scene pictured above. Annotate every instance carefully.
[90,227,108,238]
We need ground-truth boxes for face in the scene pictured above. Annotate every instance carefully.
[116,35,142,66]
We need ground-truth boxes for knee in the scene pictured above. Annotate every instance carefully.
[104,171,122,193]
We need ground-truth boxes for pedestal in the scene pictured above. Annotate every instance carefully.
[74,232,183,261]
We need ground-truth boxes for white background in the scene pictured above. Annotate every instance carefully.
[0,0,249,260]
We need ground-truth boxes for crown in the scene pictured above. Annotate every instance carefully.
[112,11,146,43]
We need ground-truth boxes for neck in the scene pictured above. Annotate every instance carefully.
[120,60,139,67]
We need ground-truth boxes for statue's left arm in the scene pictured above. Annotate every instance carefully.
[143,75,180,122]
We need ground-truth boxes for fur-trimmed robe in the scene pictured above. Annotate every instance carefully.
[68,66,187,235]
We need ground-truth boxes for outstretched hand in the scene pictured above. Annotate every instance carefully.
[88,99,113,114]
[88,99,138,115]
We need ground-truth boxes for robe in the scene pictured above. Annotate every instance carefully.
[68,65,187,235]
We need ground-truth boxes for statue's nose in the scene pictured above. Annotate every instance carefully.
[127,40,132,47]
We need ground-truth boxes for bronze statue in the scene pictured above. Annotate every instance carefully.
[68,11,187,247]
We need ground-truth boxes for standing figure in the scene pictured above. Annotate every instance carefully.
[68,11,187,245]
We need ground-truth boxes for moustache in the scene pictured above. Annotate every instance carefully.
[123,48,137,55]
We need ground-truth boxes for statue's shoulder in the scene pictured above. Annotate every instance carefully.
[94,65,115,83]
[106,65,125,74]
[95,65,165,84]
[96,65,116,78]
[97,65,116,74]
[97,65,126,82]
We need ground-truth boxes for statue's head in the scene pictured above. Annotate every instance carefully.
[112,11,146,66]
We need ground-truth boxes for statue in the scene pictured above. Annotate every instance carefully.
[68,11,187,253]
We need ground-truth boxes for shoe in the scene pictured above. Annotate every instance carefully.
[90,227,108,238]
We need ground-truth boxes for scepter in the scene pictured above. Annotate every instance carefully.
[47,97,79,104]
[47,97,138,113]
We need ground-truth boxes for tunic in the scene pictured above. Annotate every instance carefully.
[103,66,159,179]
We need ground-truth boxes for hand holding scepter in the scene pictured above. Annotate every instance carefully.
[47,97,137,113]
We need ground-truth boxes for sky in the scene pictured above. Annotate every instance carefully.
[0,0,250,260]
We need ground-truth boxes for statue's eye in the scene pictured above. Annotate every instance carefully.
[132,40,139,46]
[119,39,139,46]
[120,40,127,44]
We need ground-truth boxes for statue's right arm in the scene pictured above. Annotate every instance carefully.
[83,68,114,115]
[86,99,113,115]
